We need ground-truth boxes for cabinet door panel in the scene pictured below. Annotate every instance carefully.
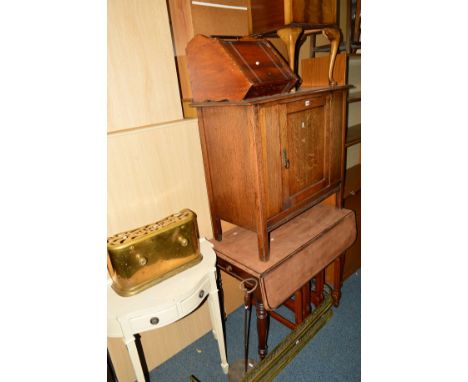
[285,103,328,202]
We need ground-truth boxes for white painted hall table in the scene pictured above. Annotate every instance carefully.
[107,238,229,381]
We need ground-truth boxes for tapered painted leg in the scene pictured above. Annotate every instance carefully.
[207,271,229,374]
[124,335,146,382]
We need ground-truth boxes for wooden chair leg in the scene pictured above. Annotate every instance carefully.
[331,254,345,307]
[322,27,341,86]
[277,27,303,73]
[311,269,325,307]
[302,282,311,317]
[294,289,303,324]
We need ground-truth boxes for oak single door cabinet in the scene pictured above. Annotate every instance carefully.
[193,86,348,261]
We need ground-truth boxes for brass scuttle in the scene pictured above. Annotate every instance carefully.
[107,209,202,296]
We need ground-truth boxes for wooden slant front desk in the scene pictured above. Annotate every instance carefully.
[213,205,356,359]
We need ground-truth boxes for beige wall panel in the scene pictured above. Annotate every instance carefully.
[108,119,212,237]
[108,0,182,132]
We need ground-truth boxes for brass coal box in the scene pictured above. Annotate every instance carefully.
[107,209,202,296]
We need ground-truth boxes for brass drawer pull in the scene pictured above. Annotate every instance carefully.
[177,235,189,247]
[135,253,147,266]
[199,290,205,299]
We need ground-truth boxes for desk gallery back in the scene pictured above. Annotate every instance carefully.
[107,209,202,297]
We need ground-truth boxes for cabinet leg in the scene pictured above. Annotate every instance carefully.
[212,216,222,241]
[331,254,345,307]
[255,299,269,360]
[322,27,341,86]
[257,229,270,262]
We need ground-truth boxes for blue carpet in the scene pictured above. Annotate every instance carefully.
[149,271,360,381]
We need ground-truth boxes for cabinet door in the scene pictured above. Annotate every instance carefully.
[281,95,329,207]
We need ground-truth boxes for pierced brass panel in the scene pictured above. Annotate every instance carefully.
[107,209,202,297]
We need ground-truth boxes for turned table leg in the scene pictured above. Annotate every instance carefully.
[255,299,269,360]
